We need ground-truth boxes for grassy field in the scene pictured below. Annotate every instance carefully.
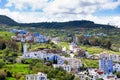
[58,42,69,50]
[30,43,53,50]
[5,77,16,80]
[81,58,98,68]
[58,41,120,55]
[79,45,120,55]
[0,31,15,40]
[3,63,30,74]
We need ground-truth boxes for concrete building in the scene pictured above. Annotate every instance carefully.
[99,53,120,62]
[53,64,71,72]
[113,63,120,72]
[99,56,113,74]
[26,72,47,80]
[63,58,82,73]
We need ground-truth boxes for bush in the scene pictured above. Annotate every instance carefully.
[0,70,7,80]
[14,72,23,80]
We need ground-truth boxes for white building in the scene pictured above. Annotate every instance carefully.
[113,63,120,72]
[69,42,82,53]
[63,58,82,73]
[76,72,87,80]
[23,43,27,55]
[62,64,71,72]
[62,47,66,52]
[99,52,120,62]
[69,42,77,51]
[103,75,117,80]
[26,72,47,80]
[53,64,71,72]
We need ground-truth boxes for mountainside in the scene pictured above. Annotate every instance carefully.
[0,15,115,29]
[0,15,18,26]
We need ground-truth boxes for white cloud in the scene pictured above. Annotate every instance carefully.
[6,0,49,10]
[0,0,120,28]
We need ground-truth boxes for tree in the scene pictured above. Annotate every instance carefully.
[21,43,23,53]
[7,39,19,51]
[0,60,5,68]
[78,35,84,43]
[7,71,12,77]
[101,39,111,49]
[2,42,6,50]
[0,38,6,50]
[90,37,99,46]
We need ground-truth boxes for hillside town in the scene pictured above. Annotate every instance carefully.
[9,29,120,80]
[0,0,120,79]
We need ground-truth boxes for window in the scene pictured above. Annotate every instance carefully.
[39,77,45,80]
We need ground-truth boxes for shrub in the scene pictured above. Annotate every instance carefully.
[0,70,7,80]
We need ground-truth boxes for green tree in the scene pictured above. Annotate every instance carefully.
[0,60,5,68]
[101,39,111,49]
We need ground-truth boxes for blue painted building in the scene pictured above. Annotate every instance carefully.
[34,32,40,37]
[99,57,113,74]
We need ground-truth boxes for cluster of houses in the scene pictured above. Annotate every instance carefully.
[75,52,120,80]
[53,57,82,73]
[15,29,119,80]
[24,44,120,80]
[23,43,82,73]
[97,52,120,80]
[69,42,89,58]
[11,29,49,43]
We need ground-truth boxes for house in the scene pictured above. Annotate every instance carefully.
[76,72,87,80]
[88,69,105,80]
[69,42,77,51]
[23,44,64,64]
[53,57,82,73]
[84,50,89,58]
[89,54,99,60]
[51,37,59,44]
[23,50,63,62]
[63,58,82,73]
[69,42,83,53]
[88,69,98,80]
[62,47,66,52]
[26,72,47,80]
[113,63,120,72]
[103,75,117,80]
[62,64,71,72]
[73,35,79,44]
[94,33,107,37]
[53,64,71,72]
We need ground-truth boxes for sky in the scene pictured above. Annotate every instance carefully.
[0,0,120,27]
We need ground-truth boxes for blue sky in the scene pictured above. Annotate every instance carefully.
[0,0,120,27]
